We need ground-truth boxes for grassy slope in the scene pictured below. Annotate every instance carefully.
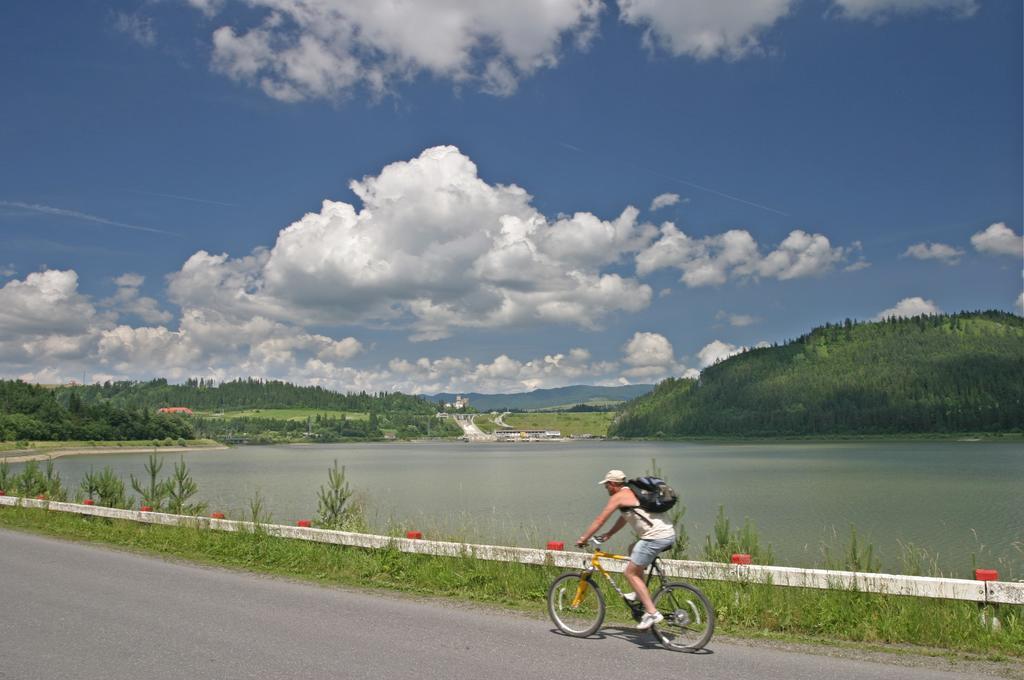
[197,409,369,421]
[500,412,615,437]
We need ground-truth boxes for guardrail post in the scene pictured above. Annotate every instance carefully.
[975,569,1002,631]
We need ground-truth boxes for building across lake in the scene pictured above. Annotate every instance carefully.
[494,428,561,442]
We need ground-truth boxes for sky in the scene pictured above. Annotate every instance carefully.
[1,0,1021,395]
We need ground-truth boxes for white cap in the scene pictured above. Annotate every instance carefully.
[598,469,627,485]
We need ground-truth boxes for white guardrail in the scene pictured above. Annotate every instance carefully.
[2,495,1021,606]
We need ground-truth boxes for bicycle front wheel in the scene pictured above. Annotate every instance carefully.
[651,582,715,651]
[547,572,605,637]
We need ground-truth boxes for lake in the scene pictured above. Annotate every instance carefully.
[10,440,1023,577]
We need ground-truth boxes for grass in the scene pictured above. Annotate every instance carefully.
[0,505,1019,658]
[500,412,615,437]
[197,409,369,421]
[0,439,221,454]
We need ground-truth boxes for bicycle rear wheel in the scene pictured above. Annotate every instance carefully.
[547,572,605,637]
[651,582,715,651]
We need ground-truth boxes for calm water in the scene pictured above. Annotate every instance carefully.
[13,440,1024,576]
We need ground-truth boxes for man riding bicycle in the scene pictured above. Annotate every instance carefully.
[576,469,676,630]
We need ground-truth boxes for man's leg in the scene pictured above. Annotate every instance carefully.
[625,561,655,613]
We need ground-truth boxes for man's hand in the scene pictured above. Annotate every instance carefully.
[575,536,588,547]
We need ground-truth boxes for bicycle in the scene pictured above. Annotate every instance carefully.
[546,537,715,652]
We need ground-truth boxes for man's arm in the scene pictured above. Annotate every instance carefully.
[577,491,629,546]
[597,515,628,541]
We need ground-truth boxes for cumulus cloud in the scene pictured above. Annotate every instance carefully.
[636,224,850,286]
[901,242,965,265]
[0,270,113,339]
[696,339,745,367]
[168,145,656,341]
[874,296,941,321]
[196,0,602,101]
[618,0,796,61]
[650,193,680,211]
[831,0,978,21]
[971,222,1023,258]
[0,264,15,277]
[1016,292,1024,315]
[102,273,173,324]
[621,331,689,380]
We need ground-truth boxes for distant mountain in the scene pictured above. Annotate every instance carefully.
[611,311,1024,438]
[423,384,655,411]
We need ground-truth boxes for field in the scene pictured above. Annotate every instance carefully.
[500,412,615,437]
[198,409,369,421]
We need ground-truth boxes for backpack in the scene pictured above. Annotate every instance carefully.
[627,476,678,513]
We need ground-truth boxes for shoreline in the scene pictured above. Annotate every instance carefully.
[0,444,230,464]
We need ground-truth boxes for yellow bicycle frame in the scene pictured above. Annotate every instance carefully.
[570,547,631,607]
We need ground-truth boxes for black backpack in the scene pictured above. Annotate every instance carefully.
[627,476,678,513]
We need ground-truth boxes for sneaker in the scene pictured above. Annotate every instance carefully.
[636,611,664,630]
[623,592,637,603]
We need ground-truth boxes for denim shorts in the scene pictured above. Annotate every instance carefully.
[629,536,675,567]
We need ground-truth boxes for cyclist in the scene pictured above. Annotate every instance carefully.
[576,469,675,630]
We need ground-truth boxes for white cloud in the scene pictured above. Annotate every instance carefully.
[618,0,795,61]
[716,311,757,327]
[198,0,603,101]
[113,12,157,47]
[650,193,680,211]
[844,260,872,272]
[621,331,680,379]
[901,242,965,265]
[971,222,1023,258]
[1016,292,1024,315]
[874,296,941,321]
[102,273,173,325]
[831,0,978,21]
[696,339,747,368]
[168,145,656,340]
[636,225,850,286]
[0,264,15,277]
[0,270,113,339]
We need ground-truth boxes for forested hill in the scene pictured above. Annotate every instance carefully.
[58,378,440,414]
[610,311,1024,438]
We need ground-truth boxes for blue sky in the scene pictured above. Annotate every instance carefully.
[1,0,1021,393]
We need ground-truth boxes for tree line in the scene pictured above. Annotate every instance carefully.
[0,380,192,442]
[57,377,442,414]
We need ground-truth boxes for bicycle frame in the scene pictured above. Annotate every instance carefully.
[570,545,666,609]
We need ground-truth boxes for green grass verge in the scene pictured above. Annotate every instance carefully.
[196,409,369,421]
[0,505,1019,658]
[501,412,615,437]
[0,439,221,454]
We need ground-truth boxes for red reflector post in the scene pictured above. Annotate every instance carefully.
[210,512,226,519]
[297,519,312,527]
[546,541,565,550]
[36,494,46,500]
[82,499,95,505]
[731,553,752,565]
[975,569,999,581]
[406,530,423,539]
[140,506,153,512]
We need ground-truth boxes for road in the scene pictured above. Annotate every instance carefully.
[0,529,1006,680]
[451,413,495,441]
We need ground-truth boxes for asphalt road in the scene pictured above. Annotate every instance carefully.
[0,529,1005,680]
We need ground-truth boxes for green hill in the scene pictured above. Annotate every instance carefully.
[610,311,1024,438]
